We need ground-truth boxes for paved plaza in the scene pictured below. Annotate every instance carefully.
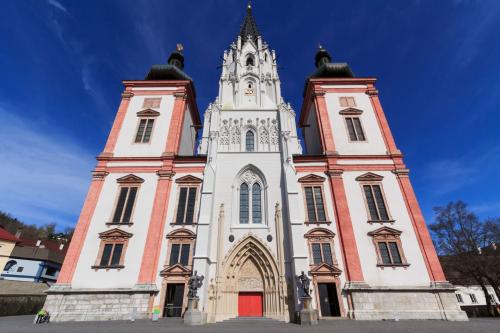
[0,316,498,333]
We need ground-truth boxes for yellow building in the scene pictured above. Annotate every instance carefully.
[0,227,19,271]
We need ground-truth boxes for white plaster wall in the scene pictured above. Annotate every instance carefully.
[303,105,322,155]
[342,170,430,286]
[72,172,158,289]
[211,152,283,258]
[152,172,204,308]
[178,105,196,156]
[1,258,43,281]
[325,92,387,155]
[113,95,174,157]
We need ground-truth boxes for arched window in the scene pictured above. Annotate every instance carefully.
[3,260,17,271]
[246,131,255,152]
[264,53,268,62]
[240,183,249,223]
[246,55,254,66]
[252,183,262,223]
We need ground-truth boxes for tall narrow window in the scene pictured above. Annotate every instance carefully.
[456,294,463,303]
[175,187,197,224]
[240,183,249,223]
[304,186,327,222]
[112,187,138,224]
[246,131,255,151]
[99,243,123,267]
[252,183,262,223]
[368,226,408,267]
[363,184,390,221]
[470,294,477,303]
[169,244,191,266]
[345,117,365,141]
[135,119,155,143]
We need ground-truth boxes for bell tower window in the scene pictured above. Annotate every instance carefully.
[246,131,255,151]
[246,55,254,66]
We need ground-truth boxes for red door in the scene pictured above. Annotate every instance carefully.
[238,292,263,317]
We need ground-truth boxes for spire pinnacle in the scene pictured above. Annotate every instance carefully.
[239,2,260,44]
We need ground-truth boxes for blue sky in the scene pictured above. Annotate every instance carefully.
[1,0,500,230]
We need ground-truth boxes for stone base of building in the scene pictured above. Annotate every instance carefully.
[345,282,468,321]
[43,284,157,322]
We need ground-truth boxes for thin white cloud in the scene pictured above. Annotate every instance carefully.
[0,105,94,228]
[422,144,500,197]
[47,0,69,14]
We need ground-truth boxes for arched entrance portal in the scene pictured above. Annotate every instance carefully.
[210,235,288,322]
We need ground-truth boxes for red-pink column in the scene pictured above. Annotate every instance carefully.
[327,169,364,282]
[137,169,175,284]
[101,89,134,157]
[57,171,108,284]
[395,169,446,282]
[313,90,337,155]
[366,87,400,155]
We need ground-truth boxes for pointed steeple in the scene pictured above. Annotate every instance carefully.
[239,2,260,45]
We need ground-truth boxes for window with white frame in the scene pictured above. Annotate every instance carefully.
[456,294,463,303]
[470,294,477,303]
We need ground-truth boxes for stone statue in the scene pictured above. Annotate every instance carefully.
[297,271,311,297]
[188,271,204,298]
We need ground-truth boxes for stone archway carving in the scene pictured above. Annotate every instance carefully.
[209,234,288,322]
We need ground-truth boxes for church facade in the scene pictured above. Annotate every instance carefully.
[44,5,467,322]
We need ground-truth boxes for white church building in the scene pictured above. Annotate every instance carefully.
[44,4,467,322]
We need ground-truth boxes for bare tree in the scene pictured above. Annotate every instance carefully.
[430,201,499,316]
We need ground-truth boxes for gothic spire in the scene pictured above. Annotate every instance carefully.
[239,2,260,45]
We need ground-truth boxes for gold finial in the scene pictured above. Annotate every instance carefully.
[247,0,251,9]
[176,43,184,52]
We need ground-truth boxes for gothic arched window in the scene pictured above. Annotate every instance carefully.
[246,55,254,66]
[252,183,262,223]
[240,183,249,223]
[246,131,255,152]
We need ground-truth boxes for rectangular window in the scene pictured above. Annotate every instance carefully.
[322,243,333,265]
[99,243,123,267]
[345,117,365,141]
[135,119,155,143]
[470,294,477,303]
[175,187,197,224]
[311,242,333,265]
[17,267,24,272]
[142,97,161,109]
[312,243,322,264]
[377,241,403,265]
[169,244,180,266]
[363,185,390,221]
[489,295,496,303]
[112,187,138,223]
[378,242,392,264]
[339,96,356,107]
[456,294,463,303]
[304,186,327,222]
[169,244,191,266]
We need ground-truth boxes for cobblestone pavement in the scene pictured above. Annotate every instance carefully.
[0,316,498,333]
